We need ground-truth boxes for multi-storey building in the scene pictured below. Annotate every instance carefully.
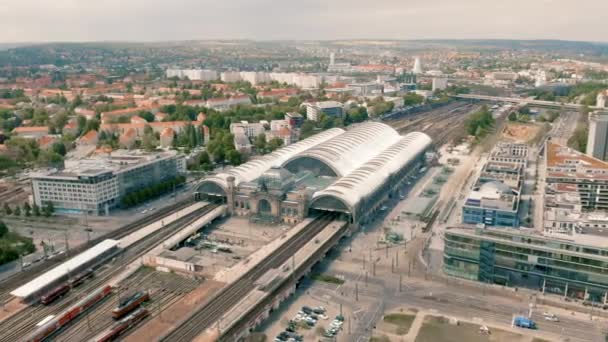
[305,101,344,122]
[166,69,218,81]
[31,151,186,216]
[444,227,608,302]
[545,142,608,211]
[586,112,608,161]
[462,143,526,228]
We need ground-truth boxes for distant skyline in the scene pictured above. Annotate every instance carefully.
[0,0,607,43]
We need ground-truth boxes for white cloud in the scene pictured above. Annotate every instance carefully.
[0,0,606,42]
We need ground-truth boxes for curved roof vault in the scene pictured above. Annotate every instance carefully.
[311,131,432,210]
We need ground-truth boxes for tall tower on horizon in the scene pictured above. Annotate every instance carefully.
[412,57,423,74]
[330,52,335,65]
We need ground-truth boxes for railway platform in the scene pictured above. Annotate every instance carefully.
[207,220,347,340]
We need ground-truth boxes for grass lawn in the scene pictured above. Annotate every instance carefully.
[416,316,528,342]
[370,336,391,342]
[310,273,344,285]
[383,313,416,335]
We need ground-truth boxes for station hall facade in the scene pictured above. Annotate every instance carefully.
[196,122,432,226]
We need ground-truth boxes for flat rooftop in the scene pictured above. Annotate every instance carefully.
[447,226,608,254]
[32,149,179,180]
[547,142,608,171]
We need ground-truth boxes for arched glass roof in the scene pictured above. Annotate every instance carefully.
[197,127,344,192]
[282,122,401,177]
[311,132,432,209]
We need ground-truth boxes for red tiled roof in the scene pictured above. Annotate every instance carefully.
[12,126,49,133]
[160,127,175,137]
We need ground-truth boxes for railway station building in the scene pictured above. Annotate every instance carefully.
[196,122,433,226]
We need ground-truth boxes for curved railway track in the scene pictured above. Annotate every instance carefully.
[161,213,337,342]
[0,202,216,342]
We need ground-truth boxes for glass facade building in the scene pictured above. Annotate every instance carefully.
[444,228,608,302]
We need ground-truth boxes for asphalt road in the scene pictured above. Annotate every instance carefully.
[313,266,604,342]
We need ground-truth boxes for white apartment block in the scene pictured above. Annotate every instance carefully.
[229,122,266,139]
[221,71,242,83]
[166,69,218,81]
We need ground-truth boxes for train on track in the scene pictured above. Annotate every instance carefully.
[25,285,113,342]
[112,290,150,319]
[40,284,70,305]
[69,268,94,287]
[93,307,149,342]
[39,268,95,305]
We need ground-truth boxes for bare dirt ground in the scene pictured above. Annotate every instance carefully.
[502,123,541,143]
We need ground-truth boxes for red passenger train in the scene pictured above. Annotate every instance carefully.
[25,285,113,342]
[93,308,149,342]
[112,290,150,319]
[40,284,70,305]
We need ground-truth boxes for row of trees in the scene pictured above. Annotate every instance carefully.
[1,202,55,217]
[120,175,186,208]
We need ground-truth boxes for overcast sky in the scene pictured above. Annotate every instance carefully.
[1,0,606,43]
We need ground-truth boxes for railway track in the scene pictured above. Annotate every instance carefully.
[398,103,480,146]
[0,202,216,342]
[55,268,199,342]
[0,198,194,303]
[160,213,337,342]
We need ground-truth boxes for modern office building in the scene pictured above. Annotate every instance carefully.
[586,111,608,161]
[462,143,526,228]
[444,227,608,302]
[462,182,520,227]
[305,101,344,122]
[31,150,186,216]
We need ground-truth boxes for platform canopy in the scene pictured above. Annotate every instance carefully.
[11,239,119,299]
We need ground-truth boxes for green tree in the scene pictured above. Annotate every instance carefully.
[51,142,67,156]
[0,220,8,238]
[23,202,31,217]
[32,204,40,217]
[77,115,87,134]
[84,118,100,134]
[43,202,54,217]
[300,121,315,139]
[226,150,242,165]
[13,206,21,216]
[117,116,131,124]
[254,133,267,153]
[3,203,12,216]
[139,111,155,122]
[508,112,518,121]
[267,137,284,152]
